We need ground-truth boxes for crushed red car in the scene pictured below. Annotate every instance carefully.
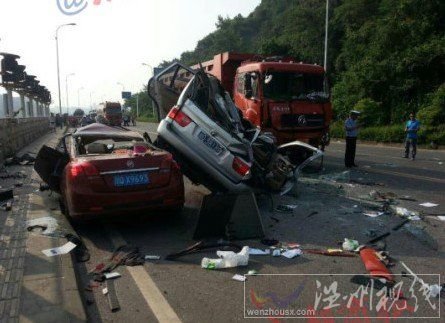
[34,123,184,219]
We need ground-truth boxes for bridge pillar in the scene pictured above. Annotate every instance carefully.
[2,94,8,117]
[6,90,14,117]
[28,99,34,117]
[20,94,26,117]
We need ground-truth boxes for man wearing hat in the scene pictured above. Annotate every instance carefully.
[344,110,360,167]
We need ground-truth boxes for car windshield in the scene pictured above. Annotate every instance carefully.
[76,137,146,155]
[263,72,329,102]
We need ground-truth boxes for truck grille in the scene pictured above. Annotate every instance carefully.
[280,114,324,128]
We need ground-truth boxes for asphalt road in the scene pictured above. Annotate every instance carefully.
[70,122,445,322]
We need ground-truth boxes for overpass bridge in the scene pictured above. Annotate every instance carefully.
[0,52,52,163]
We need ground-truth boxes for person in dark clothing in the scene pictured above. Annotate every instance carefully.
[344,110,360,168]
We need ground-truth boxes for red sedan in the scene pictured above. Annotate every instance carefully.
[35,123,184,219]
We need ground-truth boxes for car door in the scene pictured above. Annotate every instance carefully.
[148,63,196,121]
[34,135,71,193]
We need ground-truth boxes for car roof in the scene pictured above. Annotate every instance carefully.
[72,123,143,140]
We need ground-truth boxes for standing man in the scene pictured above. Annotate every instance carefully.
[344,110,360,168]
[404,113,420,160]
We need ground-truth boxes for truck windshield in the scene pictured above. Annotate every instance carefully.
[263,72,329,102]
[105,107,121,115]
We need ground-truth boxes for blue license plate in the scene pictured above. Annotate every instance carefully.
[113,172,149,187]
[197,131,223,154]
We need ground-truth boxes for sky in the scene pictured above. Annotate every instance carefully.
[0,0,260,114]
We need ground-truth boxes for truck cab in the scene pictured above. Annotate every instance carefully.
[194,52,333,149]
[233,60,332,147]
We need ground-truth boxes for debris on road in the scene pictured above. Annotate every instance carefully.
[201,246,249,269]
[363,211,384,218]
[232,274,246,282]
[106,279,120,312]
[90,245,145,281]
[281,248,302,259]
[419,202,438,208]
[104,272,121,280]
[247,270,258,275]
[359,247,393,281]
[342,238,359,251]
[42,241,77,257]
[249,248,270,255]
[145,255,161,260]
[165,240,242,261]
[272,249,281,257]
[102,288,108,295]
[304,249,357,257]
[26,216,60,236]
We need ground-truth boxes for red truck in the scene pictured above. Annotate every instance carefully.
[191,52,333,149]
[99,102,122,126]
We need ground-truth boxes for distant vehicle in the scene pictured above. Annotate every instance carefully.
[99,102,122,126]
[34,123,184,219]
[149,64,322,194]
[189,52,333,150]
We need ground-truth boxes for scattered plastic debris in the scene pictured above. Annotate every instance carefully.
[281,249,302,259]
[247,270,258,275]
[342,238,359,251]
[363,211,384,218]
[360,247,393,281]
[393,206,420,220]
[419,202,438,208]
[104,272,121,280]
[201,246,249,269]
[145,255,161,260]
[102,288,108,295]
[232,274,246,282]
[249,248,270,255]
[438,216,445,221]
[42,241,77,257]
[272,249,281,257]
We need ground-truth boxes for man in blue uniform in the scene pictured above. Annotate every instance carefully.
[404,113,420,160]
[344,110,360,168]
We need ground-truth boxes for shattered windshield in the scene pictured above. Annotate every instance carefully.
[263,72,329,102]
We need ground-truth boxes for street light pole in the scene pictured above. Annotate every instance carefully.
[323,0,329,72]
[77,86,84,109]
[55,23,76,116]
[142,63,155,117]
[65,73,75,114]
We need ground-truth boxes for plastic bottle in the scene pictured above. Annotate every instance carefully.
[201,246,249,269]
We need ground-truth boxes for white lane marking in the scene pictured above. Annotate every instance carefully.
[105,226,182,323]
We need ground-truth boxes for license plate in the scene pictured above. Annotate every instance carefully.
[113,172,149,187]
[197,131,223,154]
